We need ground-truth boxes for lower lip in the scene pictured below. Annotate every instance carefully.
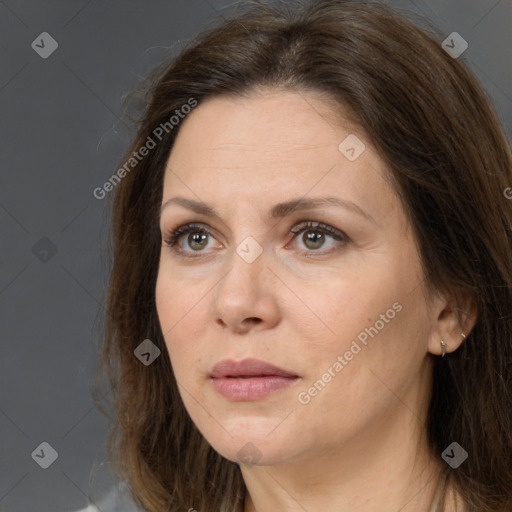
[211,376,298,401]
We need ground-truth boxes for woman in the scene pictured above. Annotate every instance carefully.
[97,1,512,510]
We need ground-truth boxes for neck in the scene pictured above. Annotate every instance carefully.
[241,402,444,512]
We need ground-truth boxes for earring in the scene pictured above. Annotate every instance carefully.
[440,340,447,358]
[461,331,466,339]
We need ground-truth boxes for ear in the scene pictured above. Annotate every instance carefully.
[427,288,478,356]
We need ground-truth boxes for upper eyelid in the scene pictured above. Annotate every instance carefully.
[162,220,343,235]
[162,220,347,247]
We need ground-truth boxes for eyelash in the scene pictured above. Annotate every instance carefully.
[162,221,349,260]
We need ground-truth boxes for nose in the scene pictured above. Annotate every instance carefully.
[211,243,280,333]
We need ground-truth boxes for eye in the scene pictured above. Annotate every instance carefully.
[162,223,220,258]
[162,220,349,259]
[287,221,348,256]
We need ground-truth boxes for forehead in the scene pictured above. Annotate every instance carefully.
[167,89,363,162]
[162,90,397,223]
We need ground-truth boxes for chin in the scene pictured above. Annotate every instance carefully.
[197,420,300,466]
[217,439,293,466]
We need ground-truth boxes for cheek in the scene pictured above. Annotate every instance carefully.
[291,293,426,439]
[292,258,423,386]
[155,269,208,364]
[288,265,392,355]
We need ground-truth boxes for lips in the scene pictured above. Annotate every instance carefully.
[210,358,298,379]
[210,358,300,401]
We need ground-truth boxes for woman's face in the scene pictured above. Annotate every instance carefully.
[155,89,443,466]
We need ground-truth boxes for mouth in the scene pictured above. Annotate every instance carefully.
[210,358,300,401]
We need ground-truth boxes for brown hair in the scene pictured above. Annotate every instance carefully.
[95,1,512,510]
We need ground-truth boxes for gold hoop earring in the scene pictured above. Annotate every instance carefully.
[440,340,447,358]
[461,331,466,339]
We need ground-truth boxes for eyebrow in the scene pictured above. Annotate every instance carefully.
[160,196,375,223]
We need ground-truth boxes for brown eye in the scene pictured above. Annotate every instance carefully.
[301,230,326,250]
[163,223,218,258]
[186,231,209,251]
[289,221,348,255]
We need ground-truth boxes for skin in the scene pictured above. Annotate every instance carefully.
[155,89,475,511]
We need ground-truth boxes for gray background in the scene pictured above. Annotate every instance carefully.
[1,1,511,511]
